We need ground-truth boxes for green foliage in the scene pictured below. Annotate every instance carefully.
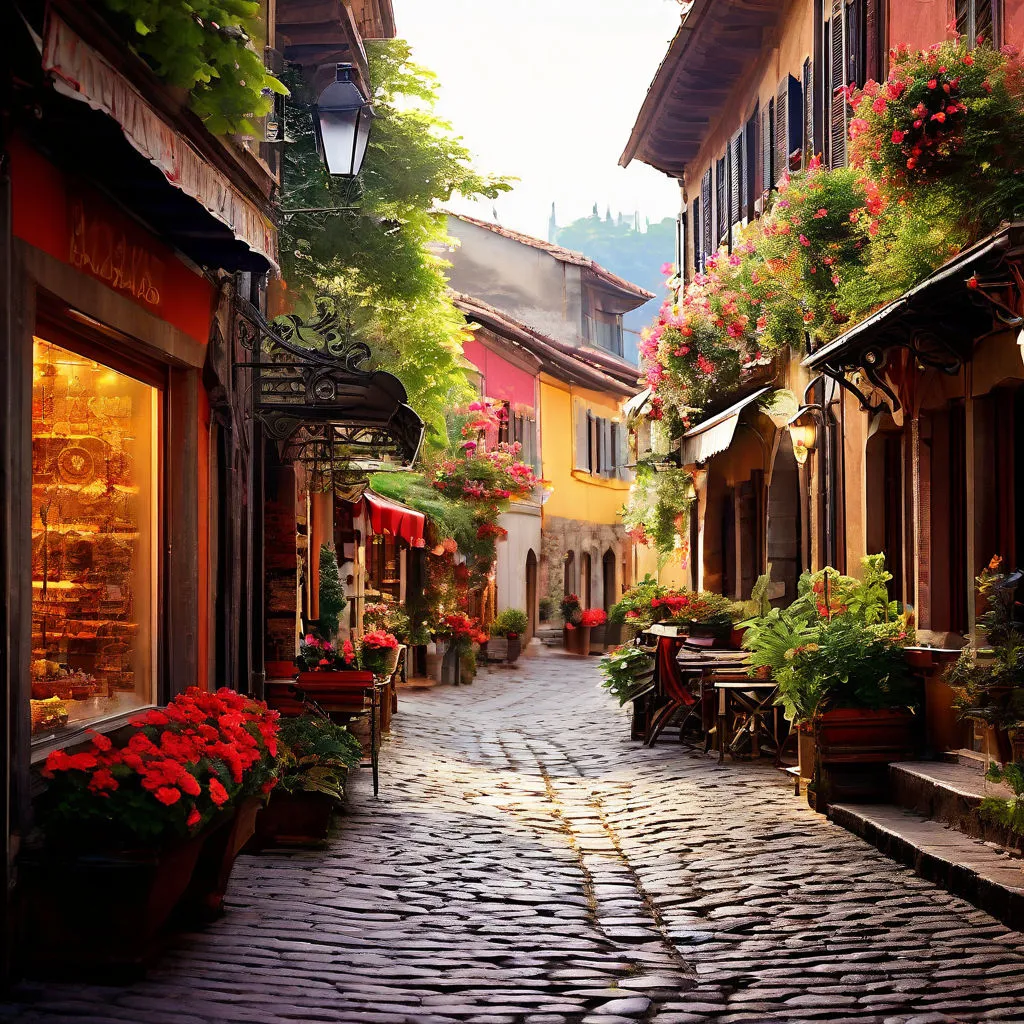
[982,761,1024,837]
[491,608,528,637]
[100,0,287,135]
[620,462,694,562]
[317,544,346,639]
[608,575,671,630]
[948,557,1024,729]
[743,554,914,723]
[275,715,361,802]
[279,42,511,449]
[599,645,656,706]
[539,597,553,621]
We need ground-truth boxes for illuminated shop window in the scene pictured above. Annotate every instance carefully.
[30,338,159,741]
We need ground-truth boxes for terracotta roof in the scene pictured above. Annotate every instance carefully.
[448,213,655,305]
[620,0,786,178]
[451,293,641,399]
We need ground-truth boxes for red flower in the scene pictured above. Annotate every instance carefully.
[891,129,906,144]
[209,778,230,806]
[967,275,979,289]
[186,808,202,828]
[154,787,181,806]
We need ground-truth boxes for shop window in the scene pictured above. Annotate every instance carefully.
[30,338,159,741]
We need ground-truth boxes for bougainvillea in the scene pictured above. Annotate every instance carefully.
[39,688,280,848]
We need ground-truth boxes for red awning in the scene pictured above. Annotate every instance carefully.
[362,491,425,547]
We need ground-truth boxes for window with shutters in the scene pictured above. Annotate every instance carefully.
[574,399,590,472]
[775,75,803,177]
[760,99,774,201]
[827,0,872,169]
[715,155,728,246]
[728,130,743,241]
[512,411,538,474]
[700,168,712,271]
[744,108,758,221]
[957,0,998,47]
[802,57,815,162]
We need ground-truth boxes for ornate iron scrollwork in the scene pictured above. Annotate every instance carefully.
[233,295,424,473]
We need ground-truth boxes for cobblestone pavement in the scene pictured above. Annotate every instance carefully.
[7,650,1024,1024]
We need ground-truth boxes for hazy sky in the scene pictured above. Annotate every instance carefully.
[390,0,683,240]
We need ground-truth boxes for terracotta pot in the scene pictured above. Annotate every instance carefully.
[247,790,338,850]
[797,723,815,782]
[506,634,522,664]
[178,796,263,923]
[729,626,747,650]
[18,832,208,976]
[564,626,591,655]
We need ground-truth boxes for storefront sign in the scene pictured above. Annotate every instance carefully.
[69,198,162,308]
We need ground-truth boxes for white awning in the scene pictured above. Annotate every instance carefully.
[680,387,770,466]
[42,14,278,269]
[622,386,653,418]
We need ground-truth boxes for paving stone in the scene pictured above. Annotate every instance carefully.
[3,652,1024,1022]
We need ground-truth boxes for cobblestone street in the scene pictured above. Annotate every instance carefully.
[7,651,1024,1024]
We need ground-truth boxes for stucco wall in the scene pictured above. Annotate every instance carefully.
[539,377,631,525]
[446,218,580,347]
[495,503,542,617]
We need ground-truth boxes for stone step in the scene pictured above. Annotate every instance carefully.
[889,759,1018,847]
[828,802,1024,930]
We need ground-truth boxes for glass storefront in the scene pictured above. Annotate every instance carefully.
[30,337,159,740]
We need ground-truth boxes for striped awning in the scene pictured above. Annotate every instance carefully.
[680,387,770,466]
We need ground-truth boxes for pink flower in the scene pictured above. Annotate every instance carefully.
[891,129,906,144]
[871,95,887,114]
[798,234,810,247]
[660,262,675,274]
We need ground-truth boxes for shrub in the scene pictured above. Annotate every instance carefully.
[318,544,346,639]
[492,608,528,637]
[275,715,361,803]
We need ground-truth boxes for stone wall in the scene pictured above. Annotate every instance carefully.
[541,515,630,620]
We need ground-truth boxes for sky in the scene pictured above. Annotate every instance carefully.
[390,0,683,241]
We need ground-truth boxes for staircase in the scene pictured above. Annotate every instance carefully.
[829,751,1024,928]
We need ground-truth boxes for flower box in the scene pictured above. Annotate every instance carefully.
[485,636,508,662]
[247,790,337,850]
[563,626,591,655]
[177,796,263,924]
[18,831,209,977]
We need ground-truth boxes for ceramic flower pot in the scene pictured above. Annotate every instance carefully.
[506,634,522,664]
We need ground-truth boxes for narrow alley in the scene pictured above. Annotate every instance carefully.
[7,653,1024,1024]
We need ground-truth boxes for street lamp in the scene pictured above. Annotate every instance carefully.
[313,63,374,177]
[788,416,817,465]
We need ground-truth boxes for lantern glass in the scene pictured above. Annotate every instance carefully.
[314,64,374,177]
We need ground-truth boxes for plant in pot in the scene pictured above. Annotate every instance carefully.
[248,714,362,850]
[561,593,586,654]
[743,555,917,805]
[599,644,656,706]
[490,608,529,664]
[581,607,609,654]
[435,613,486,684]
[664,591,737,645]
[25,687,280,973]
[947,556,1024,764]
[358,629,401,678]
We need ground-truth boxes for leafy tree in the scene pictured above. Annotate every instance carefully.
[317,544,346,639]
[280,41,512,446]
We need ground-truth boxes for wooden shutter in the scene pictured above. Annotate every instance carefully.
[760,98,774,193]
[729,130,743,234]
[715,155,727,245]
[574,400,590,471]
[743,108,757,220]
[700,168,712,269]
[865,0,881,82]
[802,57,814,162]
[601,419,613,477]
[829,0,848,169]
[775,76,802,177]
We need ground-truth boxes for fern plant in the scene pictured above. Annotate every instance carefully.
[275,715,362,802]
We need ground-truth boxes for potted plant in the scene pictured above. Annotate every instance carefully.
[600,644,657,738]
[358,629,400,677]
[561,593,587,654]
[248,714,361,850]
[663,591,736,645]
[491,608,529,664]
[22,687,280,973]
[434,613,487,684]
[582,608,608,654]
[317,543,347,639]
[947,556,1024,764]
[743,556,918,806]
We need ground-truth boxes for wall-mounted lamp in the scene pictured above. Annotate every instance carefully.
[313,63,374,177]
[788,415,817,465]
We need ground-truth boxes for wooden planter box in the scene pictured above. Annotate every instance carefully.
[268,672,374,718]
[812,707,918,809]
[247,790,338,850]
[18,831,209,977]
[177,797,262,924]
[485,636,508,662]
[588,623,607,655]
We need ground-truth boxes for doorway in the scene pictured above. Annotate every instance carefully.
[526,549,538,640]
[602,549,616,611]
[580,552,592,608]
[767,441,802,604]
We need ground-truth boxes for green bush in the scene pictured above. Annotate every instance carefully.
[317,544,346,639]
[492,608,528,637]
[599,645,655,706]
[276,715,362,803]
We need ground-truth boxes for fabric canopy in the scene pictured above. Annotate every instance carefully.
[363,491,426,548]
[680,387,770,466]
